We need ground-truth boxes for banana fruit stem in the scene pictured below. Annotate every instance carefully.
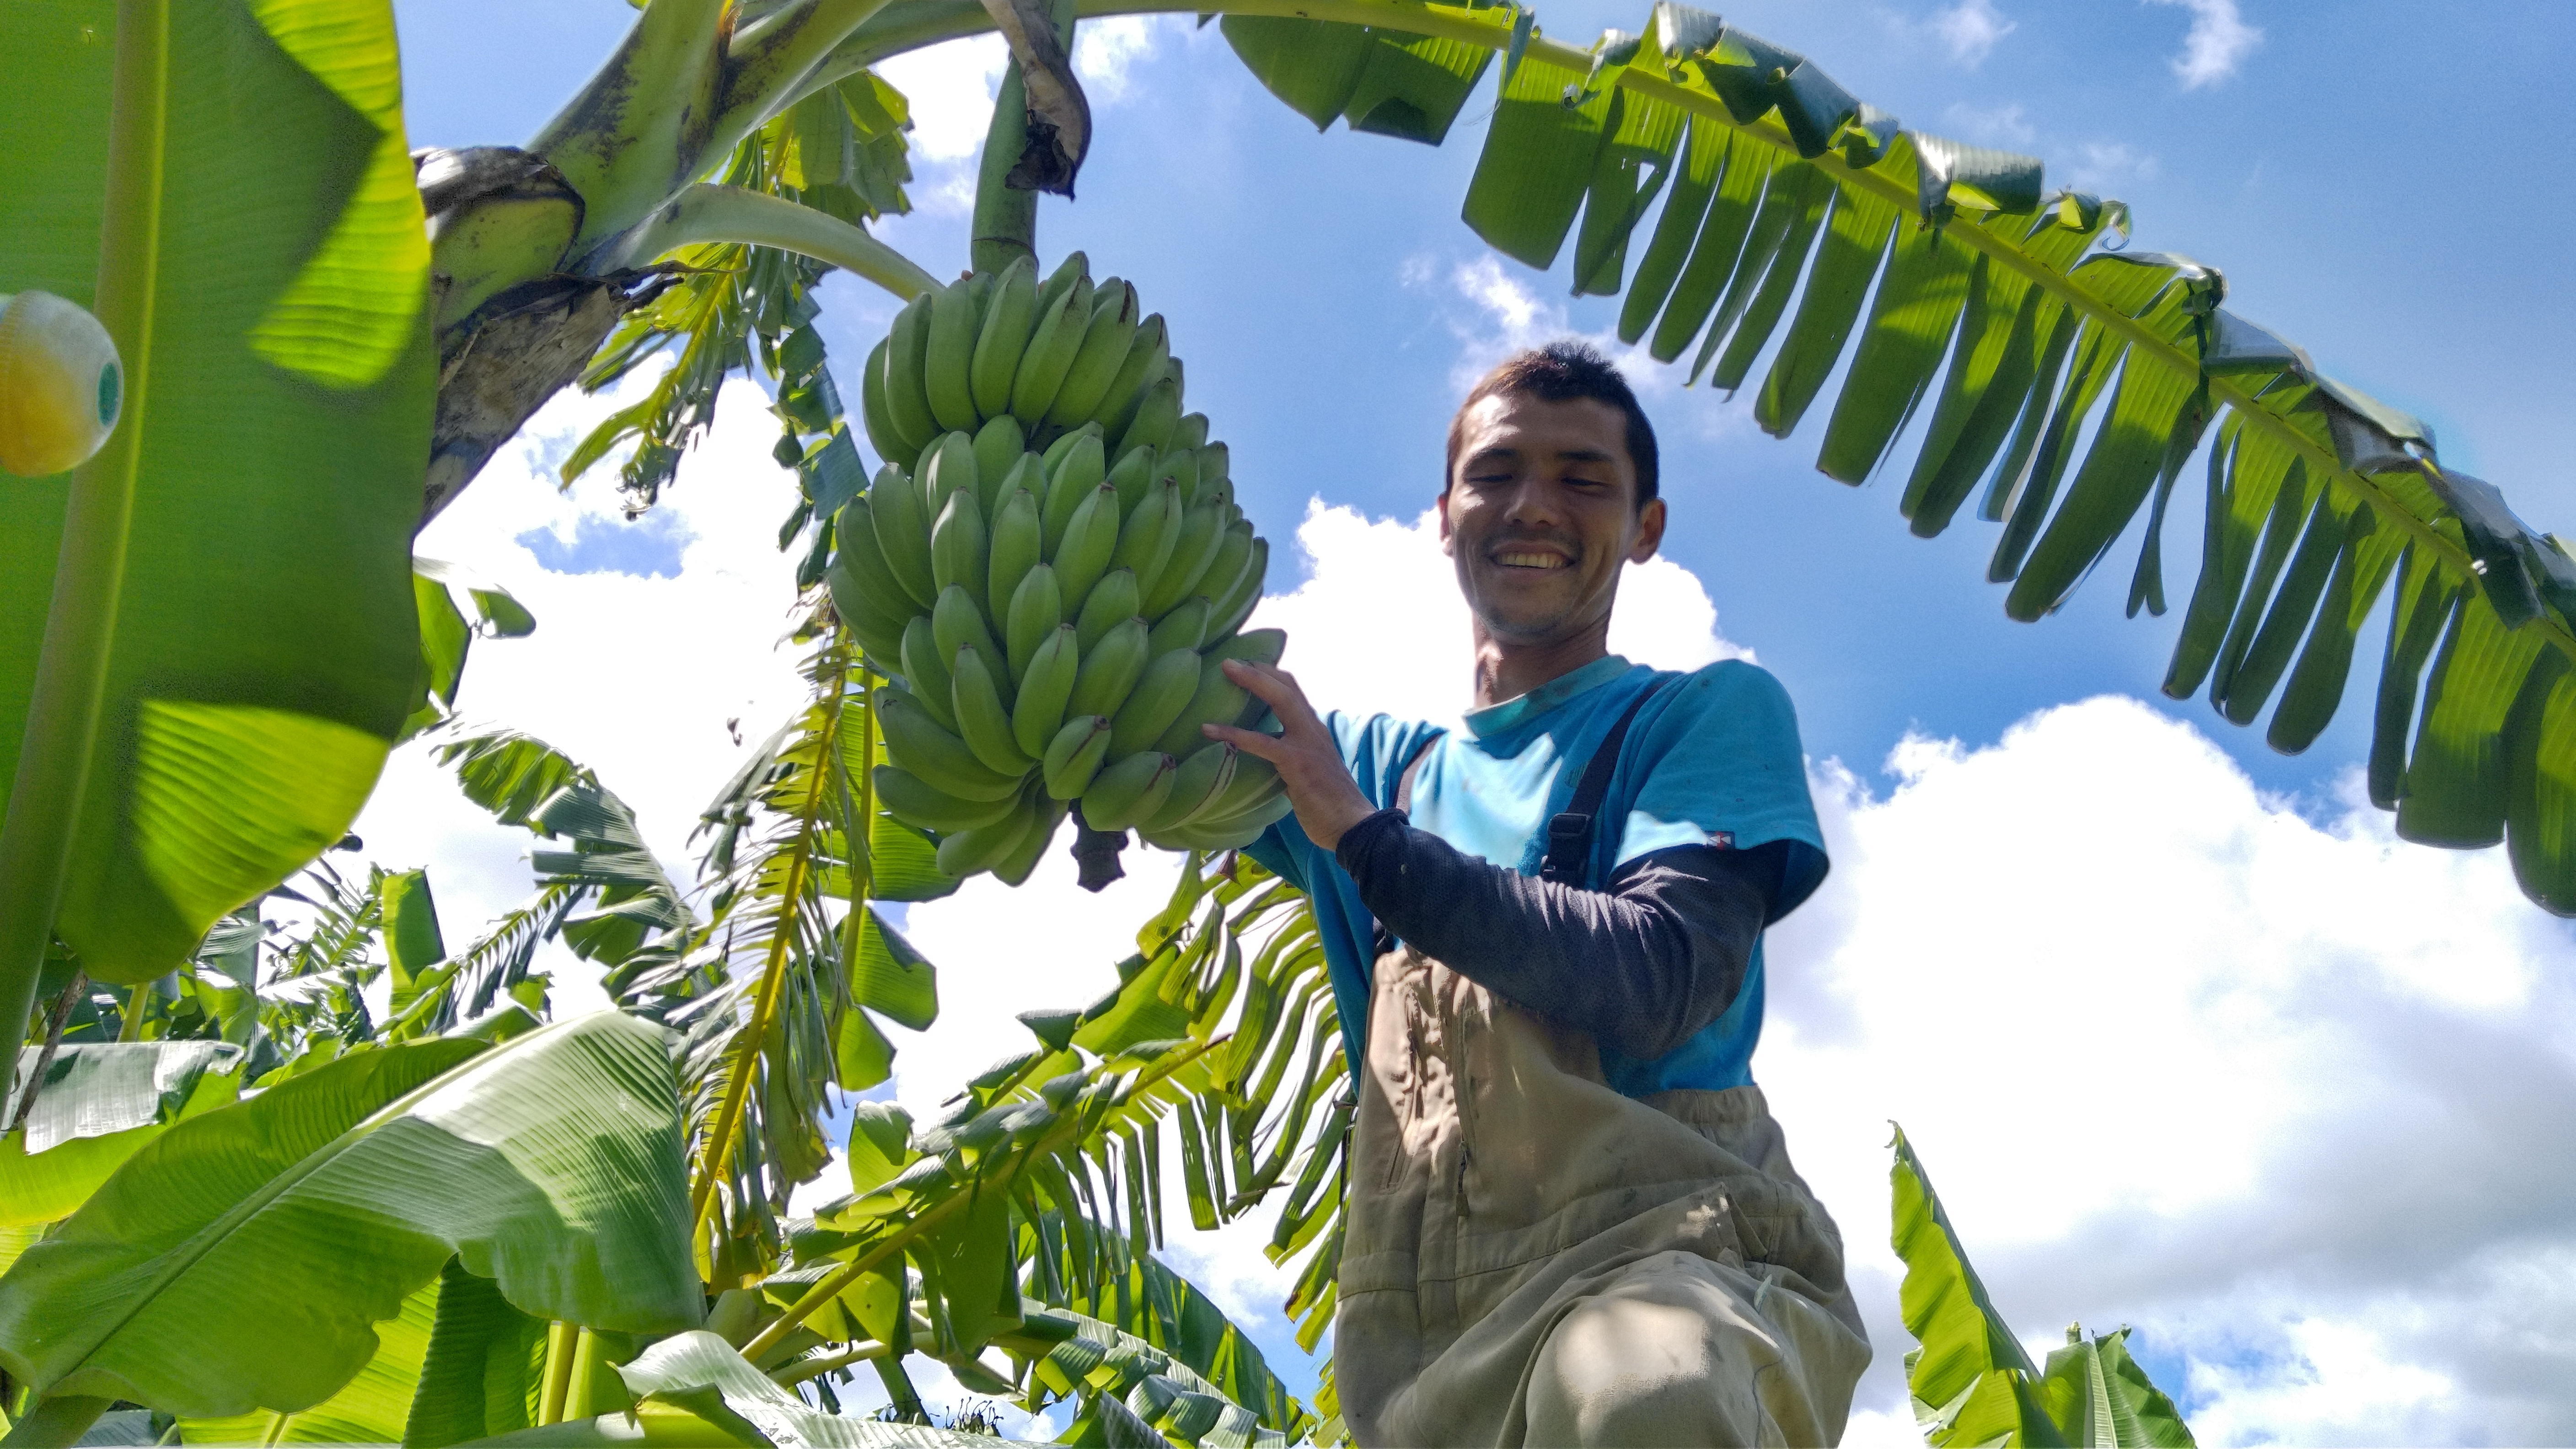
[969,0,1079,274]
[971,62,1040,276]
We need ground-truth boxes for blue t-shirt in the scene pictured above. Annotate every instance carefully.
[1245,655,1828,1098]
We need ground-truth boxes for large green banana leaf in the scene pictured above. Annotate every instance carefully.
[2039,1326,2195,1449]
[0,1013,698,1421]
[1,1041,243,1227]
[803,0,2576,916]
[0,0,435,997]
[181,1274,445,1446]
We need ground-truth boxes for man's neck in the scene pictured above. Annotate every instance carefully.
[1469,617,1613,708]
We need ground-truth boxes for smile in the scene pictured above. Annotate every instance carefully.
[1492,550,1571,570]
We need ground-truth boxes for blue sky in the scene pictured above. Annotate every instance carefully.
[379,0,2576,1441]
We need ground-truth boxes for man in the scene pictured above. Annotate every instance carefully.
[1205,342,1869,1447]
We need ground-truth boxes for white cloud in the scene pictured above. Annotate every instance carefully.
[1765,699,2576,1443]
[2143,0,2263,87]
[1943,100,2035,148]
[2067,139,2160,194]
[352,368,817,1015]
[1927,0,2016,66]
[1072,15,1169,104]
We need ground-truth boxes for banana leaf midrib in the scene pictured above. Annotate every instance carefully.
[810,0,2566,671]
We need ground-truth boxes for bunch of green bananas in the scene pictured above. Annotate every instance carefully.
[826,253,1292,885]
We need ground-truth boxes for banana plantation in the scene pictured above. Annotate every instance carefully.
[0,0,2561,1444]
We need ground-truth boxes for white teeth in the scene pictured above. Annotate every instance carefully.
[1494,551,1568,569]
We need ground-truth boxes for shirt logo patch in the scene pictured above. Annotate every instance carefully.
[1708,830,1735,849]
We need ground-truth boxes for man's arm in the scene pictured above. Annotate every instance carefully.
[1334,810,1782,1060]
[1204,660,1779,1060]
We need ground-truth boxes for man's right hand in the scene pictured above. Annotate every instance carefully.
[1202,660,1381,852]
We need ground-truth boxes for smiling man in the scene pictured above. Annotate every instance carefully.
[1210,343,1869,1447]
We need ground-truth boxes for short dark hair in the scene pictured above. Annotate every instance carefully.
[1444,340,1660,509]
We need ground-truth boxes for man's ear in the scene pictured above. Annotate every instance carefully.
[1437,487,1456,557]
[1628,496,1668,564]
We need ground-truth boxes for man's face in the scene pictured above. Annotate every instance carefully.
[1439,392,1667,644]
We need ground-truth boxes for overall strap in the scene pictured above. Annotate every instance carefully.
[1538,678,1669,888]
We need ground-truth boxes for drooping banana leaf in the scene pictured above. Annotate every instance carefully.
[0,1013,698,1421]
[0,0,437,1007]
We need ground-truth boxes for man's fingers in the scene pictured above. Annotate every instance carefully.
[1223,660,1323,731]
[1201,722,1285,762]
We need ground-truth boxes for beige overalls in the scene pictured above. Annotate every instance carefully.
[1332,943,1872,1448]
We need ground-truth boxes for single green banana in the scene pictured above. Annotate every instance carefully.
[865,463,938,609]
[824,503,916,644]
[950,643,1033,775]
[1163,789,1293,851]
[1113,480,1184,602]
[1190,749,1283,825]
[1040,419,1102,475]
[883,295,941,452]
[1116,375,1183,457]
[937,792,1040,876]
[1035,250,1088,317]
[1109,647,1203,757]
[1045,283,1138,427]
[1042,714,1114,800]
[1012,623,1080,758]
[1105,442,1156,515]
[997,451,1049,534]
[971,414,1026,503]
[860,335,909,464]
[898,613,961,733]
[1203,536,1269,643]
[1072,567,1140,652]
[1191,525,1255,630]
[1144,596,1210,659]
[1066,615,1148,719]
[1094,316,1169,439]
[1004,562,1063,680]
[1040,433,1107,557]
[991,795,1069,886]
[929,488,989,607]
[921,431,978,520]
[1079,751,1176,832]
[924,279,981,432]
[1206,627,1288,669]
[1194,441,1230,498]
[875,683,1022,800]
[1142,742,1237,834]
[987,488,1042,625]
[875,763,1018,833]
[969,256,1038,418]
[1141,497,1229,618]
[1052,483,1122,608]
[1150,447,1199,507]
[1147,644,1250,757]
[1009,276,1093,426]
[932,584,1006,689]
[1172,413,1210,453]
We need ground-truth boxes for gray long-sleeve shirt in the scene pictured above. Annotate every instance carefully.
[1333,808,1787,1062]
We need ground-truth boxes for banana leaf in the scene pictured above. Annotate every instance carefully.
[2,1041,244,1227]
[0,0,435,990]
[0,1013,698,1419]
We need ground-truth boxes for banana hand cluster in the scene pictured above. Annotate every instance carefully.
[827,254,1292,885]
